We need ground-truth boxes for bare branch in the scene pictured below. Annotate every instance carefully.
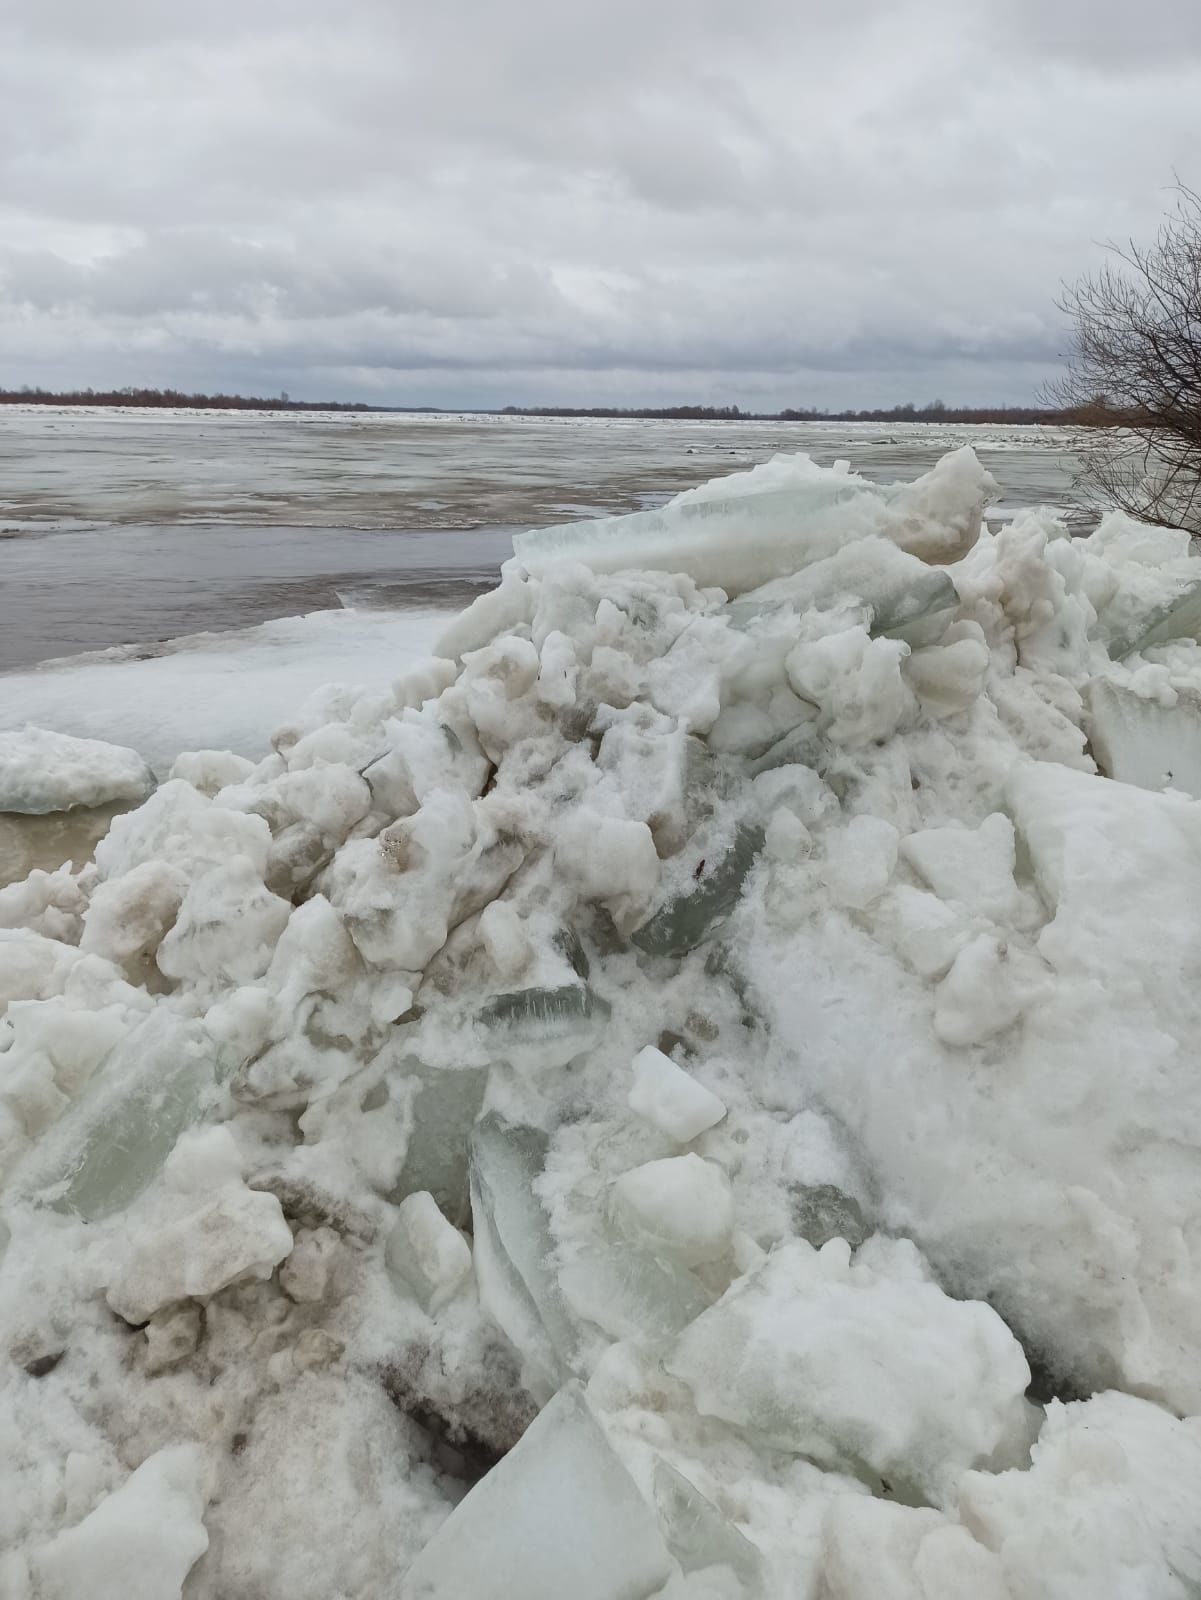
[1043,188,1201,531]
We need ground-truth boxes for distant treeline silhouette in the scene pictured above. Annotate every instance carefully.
[500,402,1075,424]
[0,386,409,412]
[0,387,1082,425]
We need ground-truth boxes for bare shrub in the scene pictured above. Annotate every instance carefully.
[1047,186,1201,532]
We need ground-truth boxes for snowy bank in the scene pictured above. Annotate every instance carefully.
[3,450,1201,1599]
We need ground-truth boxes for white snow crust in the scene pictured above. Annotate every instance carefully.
[3,448,1201,1599]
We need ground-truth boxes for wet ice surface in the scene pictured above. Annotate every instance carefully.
[0,609,453,771]
[0,521,509,673]
[0,406,1088,532]
[0,408,1087,672]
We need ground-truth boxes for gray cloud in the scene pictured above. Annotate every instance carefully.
[2,0,1199,407]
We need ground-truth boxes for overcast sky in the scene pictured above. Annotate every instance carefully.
[2,0,1199,409]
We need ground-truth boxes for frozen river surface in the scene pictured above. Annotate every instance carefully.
[0,407,1088,672]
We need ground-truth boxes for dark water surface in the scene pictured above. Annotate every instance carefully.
[0,408,1090,672]
[0,521,511,672]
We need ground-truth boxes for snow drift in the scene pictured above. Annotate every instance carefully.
[3,449,1201,1599]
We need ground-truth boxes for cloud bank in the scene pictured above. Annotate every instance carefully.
[2,0,1199,406]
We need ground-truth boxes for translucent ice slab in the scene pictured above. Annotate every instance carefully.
[400,1384,674,1599]
[468,1114,577,1400]
[632,826,764,957]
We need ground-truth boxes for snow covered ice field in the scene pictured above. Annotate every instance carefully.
[4,426,1201,1598]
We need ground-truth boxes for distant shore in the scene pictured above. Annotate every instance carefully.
[0,389,1075,426]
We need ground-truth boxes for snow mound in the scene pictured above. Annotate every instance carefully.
[0,726,153,815]
[3,448,1201,1596]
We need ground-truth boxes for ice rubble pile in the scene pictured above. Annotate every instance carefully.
[4,447,1201,1599]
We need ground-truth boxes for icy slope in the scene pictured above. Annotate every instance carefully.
[3,449,1201,1599]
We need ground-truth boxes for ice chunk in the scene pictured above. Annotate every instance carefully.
[327,789,528,971]
[786,628,916,746]
[669,1236,1031,1507]
[31,1445,209,1600]
[362,711,489,820]
[612,1154,734,1267]
[0,726,153,815]
[26,1009,222,1221]
[596,713,691,856]
[478,900,533,980]
[386,1191,472,1313]
[959,1390,1201,1600]
[628,1045,726,1143]
[477,984,611,1069]
[0,862,88,943]
[750,764,838,830]
[393,1061,489,1226]
[632,825,764,957]
[105,1141,292,1323]
[1086,676,1201,799]
[903,632,991,718]
[156,855,291,991]
[94,777,272,882]
[900,813,1021,924]
[654,1462,765,1592]
[279,1225,339,1303]
[1104,575,1201,657]
[559,1245,712,1344]
[513,448,994,597]
[763,808,811,862]
[144,1304,203,1374]
[820,1497,1010,1600]
[169,747,255,795]
[820,816,898,910]
[871,885,969,980]
[730,536,959,649]
[400,1384,674,1600]
[555,810,661,904]
[469,1114,577,1400]
[79,857,185,965]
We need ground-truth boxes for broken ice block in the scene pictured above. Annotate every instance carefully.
[729,538,958,650]
[392,1061,488,1227]
[477,984,611,1069]
[31,1445,210,1600]
[1103,577,1201,658]
[558,1245,712,1344]
[612,1154,734,1267]
[469,1114,577,1400]
[632,826,765,957]
[654,1461,765,1591]
[399,1384,674,1600]
[628,1045,726,1143]
[105,1178,293,1324]
[669,1237,1031,1507]
[0,726,154,815]
[27,1010,221,1222]
[1086,678,1201,799]
[872,571,959,647]
[386,1192,472,1312]
[511,447,993,596]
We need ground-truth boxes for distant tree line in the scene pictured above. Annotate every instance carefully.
[500,401,1075,424]
[1,386,1087,426]
[0,386,403,412]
